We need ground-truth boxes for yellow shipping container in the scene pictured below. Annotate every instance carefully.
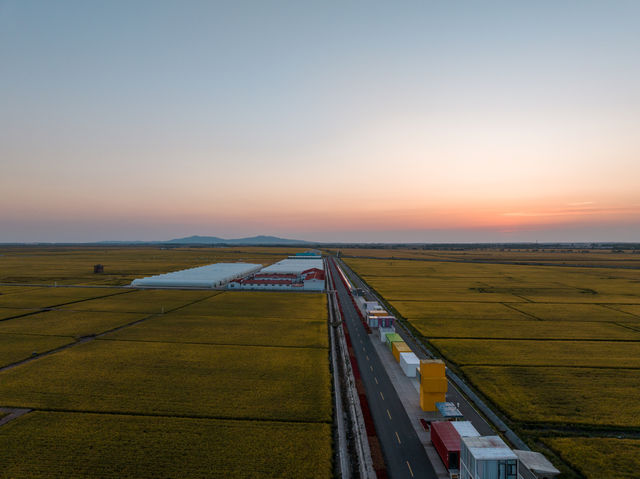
[421,377,448,393]
[420,359,445,377]
[370,310,388,317]
[392,342,412,362]
[420,391,446,411]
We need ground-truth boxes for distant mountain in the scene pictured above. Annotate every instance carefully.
[166,235,312,245]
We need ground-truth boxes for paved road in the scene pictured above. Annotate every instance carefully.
[328,258,436,479]
[338,258,495,436]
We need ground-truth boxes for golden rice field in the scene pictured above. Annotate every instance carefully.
[431,339,640,368]
[345,253,640,478]
[106,312,328,348]
[175,291,328,320]
[0,310,148,338]
[411,318,640,340]
[0,412,332,479]
[0,339,331,422]
[0,287,128,309]
[58,289,219,314]
[0,308,36,320]
[541,437,640,479]
[0,245,299,286]
[0,333,74,367]
[463,366,640,427]
[0,248,332,478]
[335,246,640,267]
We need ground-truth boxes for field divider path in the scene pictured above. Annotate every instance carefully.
[96,337,328,350]
[0,407,31,428]
[0,407,333,425]
[0,289,136,323]
[501,302,542,319]
[601,303,640,319]
[0,291,221,373]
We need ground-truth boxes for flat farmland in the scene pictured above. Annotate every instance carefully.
[461,366,640,427]
[177,291,327,320]
[0,308,37,320]
[59,289,219,313]
[0,287,128,310]
[345,254,640,477]
[412,318,640,340]
[541,437,640,479]
[0,245,298,286]
[0,310,148,338]
[509,302,637,321]
[390,301,531,320]
[431,339,640,368]
[0,247,332,478]
[0,333,74,367]
[335,246,640,268]
[0,411,332,479]
[106,313,328,348]
[0,339,331,422]
[608,304,640,317]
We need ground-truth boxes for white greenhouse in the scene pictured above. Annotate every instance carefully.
[131,263,262,289]
[260,258,324,275]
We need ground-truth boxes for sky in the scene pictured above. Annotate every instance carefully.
[1,0,639,243]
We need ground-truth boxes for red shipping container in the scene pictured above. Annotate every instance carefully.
[430,421,461,470]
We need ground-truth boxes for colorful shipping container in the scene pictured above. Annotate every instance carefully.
[420,359,447,412]
[392,341,412,362]
[379,327,395,342]
[385,333,403,351]
[431,421,462,470]
[399,352,420,377]
[431,421,480,471]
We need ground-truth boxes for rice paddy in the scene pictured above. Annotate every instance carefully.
[0,411,332,479]
[344,251,640,477]
[0,246,331,478]
[0,333,74,368]
[541,437,640,479]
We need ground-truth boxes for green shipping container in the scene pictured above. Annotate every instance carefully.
[385,333,403,351]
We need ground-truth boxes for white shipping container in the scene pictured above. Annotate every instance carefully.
[451,421,481,438]
[379,327,395,343]
[364,301,380,311]
[399,352,420,377]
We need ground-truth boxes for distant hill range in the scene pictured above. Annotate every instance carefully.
[165,235,312,245]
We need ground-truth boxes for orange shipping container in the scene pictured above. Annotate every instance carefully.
[420,391,446,412]
[420,359,445,377]
[392,342,412,362]
[421,377,448,393]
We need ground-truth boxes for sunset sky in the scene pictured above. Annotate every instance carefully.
[2,1,639,242]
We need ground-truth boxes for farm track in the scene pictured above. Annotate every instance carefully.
[96,337,328,350]
[0,408,31,427]
[0,289,135,322]
[0,407,332,425]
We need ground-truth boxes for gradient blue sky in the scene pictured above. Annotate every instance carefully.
[1,1,639,242]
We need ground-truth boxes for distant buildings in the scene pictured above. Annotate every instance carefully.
[228,252,325,291]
